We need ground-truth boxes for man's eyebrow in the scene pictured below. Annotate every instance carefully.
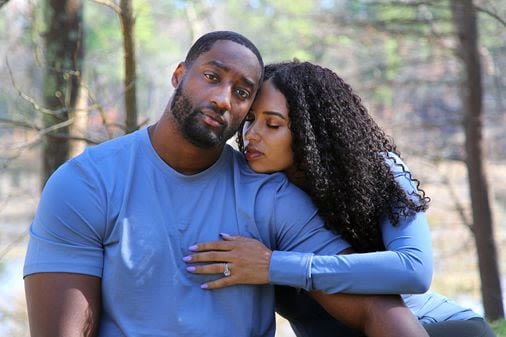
[204,60,257,90]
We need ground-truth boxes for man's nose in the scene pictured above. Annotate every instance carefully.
[211,86,232,113]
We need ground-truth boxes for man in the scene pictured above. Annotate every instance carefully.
[24,31,427,337]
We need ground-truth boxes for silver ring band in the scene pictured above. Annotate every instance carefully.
[223,263,231,277]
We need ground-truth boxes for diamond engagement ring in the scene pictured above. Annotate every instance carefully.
[223,263,231,277]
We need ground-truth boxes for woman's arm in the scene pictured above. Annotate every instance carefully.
[268,210,432,293]
[269,154,433,294]
[185,156,433,294]
[310,292,429,337]
[185,209,432,294]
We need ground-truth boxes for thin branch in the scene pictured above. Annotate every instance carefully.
[0,117,40,130]
[3,118,75,152]
[92,0,121,14]
[6,56,67,117]
[474,4,506,27]
[46,132,101,144]
[440,170,473,232]
[0,230,28,262]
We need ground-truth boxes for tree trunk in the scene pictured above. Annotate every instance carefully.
[450,0,504,320]
[42,0,83,186]
[69,86,88,158]
[0,0,11,9]
[120,0,138,133]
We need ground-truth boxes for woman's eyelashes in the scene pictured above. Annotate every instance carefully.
[244,111,284,130]
[267,123,280,129]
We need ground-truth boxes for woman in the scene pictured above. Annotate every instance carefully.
[185,61,495,337]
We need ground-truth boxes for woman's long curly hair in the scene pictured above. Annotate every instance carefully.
[239,61,430,252]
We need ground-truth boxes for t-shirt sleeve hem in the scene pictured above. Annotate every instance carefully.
[23,263,103,279]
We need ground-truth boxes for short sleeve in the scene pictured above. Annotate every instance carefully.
[23,157,107,278]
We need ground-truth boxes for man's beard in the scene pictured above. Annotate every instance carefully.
[171,85,238,149]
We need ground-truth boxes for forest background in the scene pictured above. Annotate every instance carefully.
[0,0,505,336]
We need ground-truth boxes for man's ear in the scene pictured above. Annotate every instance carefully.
[171,62,186,88]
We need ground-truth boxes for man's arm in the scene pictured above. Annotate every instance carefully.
[310,291,429,337]
[25,273,101,337]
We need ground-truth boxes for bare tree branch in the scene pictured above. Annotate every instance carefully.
[439,168,474,231]
[0,117,39,130]
[474,4,506,27]
[6,56,67,117]
[0,230,28,262]
[91,0,120,14]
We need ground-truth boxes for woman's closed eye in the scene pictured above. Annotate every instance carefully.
[267,124,280,129]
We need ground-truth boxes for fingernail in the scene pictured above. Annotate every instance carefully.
[186,266,196,272]
[219,233,231,238]
[201,283,208,289]
[182,255,192,262]
[189,245,198,251]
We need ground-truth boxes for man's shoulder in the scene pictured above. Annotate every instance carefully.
[48,129,145,191]
[82,129,144,162]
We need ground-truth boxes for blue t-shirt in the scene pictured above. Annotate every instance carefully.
[24,128,349,337]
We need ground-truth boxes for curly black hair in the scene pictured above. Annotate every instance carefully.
[238,61,430,252]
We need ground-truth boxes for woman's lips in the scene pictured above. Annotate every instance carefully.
[245,148,263,161]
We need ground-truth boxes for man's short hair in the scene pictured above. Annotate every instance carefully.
[184,31,264,79]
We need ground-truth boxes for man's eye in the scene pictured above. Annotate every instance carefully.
[235,89,250,100]
[204,73,218,81]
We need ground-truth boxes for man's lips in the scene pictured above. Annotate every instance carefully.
[201,110,225,128]
[245,147,263,161]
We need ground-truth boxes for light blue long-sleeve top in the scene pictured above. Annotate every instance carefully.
[269,153,434,294]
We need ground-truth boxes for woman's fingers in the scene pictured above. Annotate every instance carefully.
[219,233,244,241]
[190,234,247,252]
[186,262,228,275]
[183,251,231,263]
[186,263,238,290]
[201,277,236,290]
[189,240,232,252]
[184,236,272,288]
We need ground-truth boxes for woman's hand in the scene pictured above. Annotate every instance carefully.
[183,233,272,289]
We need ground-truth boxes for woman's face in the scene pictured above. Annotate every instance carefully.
[243,80,294,173]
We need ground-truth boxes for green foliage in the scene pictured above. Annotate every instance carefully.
[491,319,506,337]
[226,0,322,62]
[84,2,123,81]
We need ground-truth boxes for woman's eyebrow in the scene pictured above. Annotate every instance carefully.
[262,111,287,120]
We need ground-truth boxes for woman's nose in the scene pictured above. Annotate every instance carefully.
[244,123,259,143]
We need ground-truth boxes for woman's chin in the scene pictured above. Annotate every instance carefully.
[248,162,274,174]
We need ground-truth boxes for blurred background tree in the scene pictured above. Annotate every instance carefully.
[0,0,504,335]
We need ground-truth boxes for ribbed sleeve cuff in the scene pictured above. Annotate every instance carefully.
[268,250,313,290]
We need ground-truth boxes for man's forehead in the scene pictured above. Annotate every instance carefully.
[194,40,262,85]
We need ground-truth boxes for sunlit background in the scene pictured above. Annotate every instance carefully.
[1,0,505,335]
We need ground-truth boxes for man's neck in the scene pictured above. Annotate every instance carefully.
[149,117,225,175]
